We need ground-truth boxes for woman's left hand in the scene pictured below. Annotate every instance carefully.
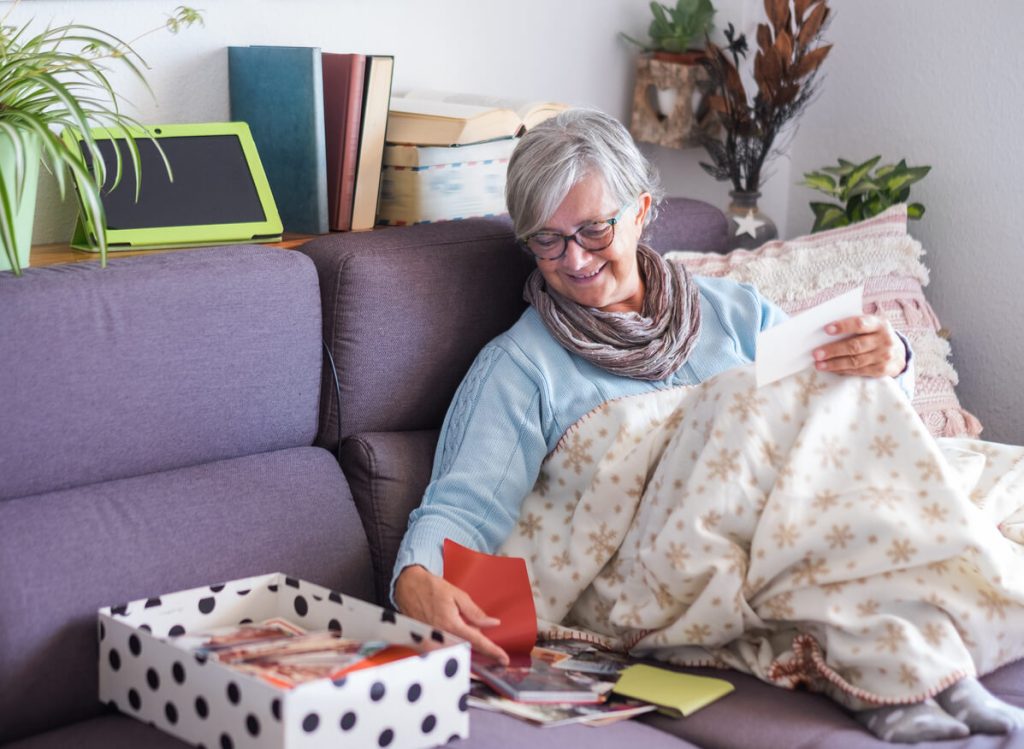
[813,315,907,378]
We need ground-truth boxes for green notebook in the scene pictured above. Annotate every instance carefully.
[612,664,735,718]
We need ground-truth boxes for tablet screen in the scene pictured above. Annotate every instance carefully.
[83,134,268,229]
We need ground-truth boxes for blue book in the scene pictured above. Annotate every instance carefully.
[228,46,329,235]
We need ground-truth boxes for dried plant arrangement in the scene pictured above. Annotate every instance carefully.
[699,0,832,193]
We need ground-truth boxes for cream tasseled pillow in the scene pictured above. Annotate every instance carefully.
[666,205,982,438]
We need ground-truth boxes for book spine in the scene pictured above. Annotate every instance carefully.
[350,56,395,232]
[337,55,366,231]
[321,53,366,231]
[228,46,329,235]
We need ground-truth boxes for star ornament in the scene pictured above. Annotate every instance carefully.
[734,209,766,238]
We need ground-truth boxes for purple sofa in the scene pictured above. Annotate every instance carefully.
[1,199,1019,749]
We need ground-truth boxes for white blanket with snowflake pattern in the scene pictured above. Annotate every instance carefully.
[498,364,1024,708]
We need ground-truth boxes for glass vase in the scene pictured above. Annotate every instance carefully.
[725,190,777,250]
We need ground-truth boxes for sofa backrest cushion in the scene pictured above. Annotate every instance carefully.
[0,247,322,500]
[302,217,534,449]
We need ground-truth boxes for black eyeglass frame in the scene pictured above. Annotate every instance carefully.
[517,199,637,262]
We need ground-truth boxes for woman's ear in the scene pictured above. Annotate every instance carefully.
[635,192,653,226]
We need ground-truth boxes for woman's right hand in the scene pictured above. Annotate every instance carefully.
[394,564,510,665]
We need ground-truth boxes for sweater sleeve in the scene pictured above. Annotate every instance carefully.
[390,342,549,606]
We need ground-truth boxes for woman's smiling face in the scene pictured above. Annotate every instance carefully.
[533,174,651,314]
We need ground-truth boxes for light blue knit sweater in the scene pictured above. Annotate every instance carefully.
[391,275,914,601]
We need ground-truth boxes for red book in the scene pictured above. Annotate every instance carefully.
[321,53,366,231]
[442,539,537,656]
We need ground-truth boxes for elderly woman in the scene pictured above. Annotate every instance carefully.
[392,109,1023,743]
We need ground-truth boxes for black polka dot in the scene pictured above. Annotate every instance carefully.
[268,584,278,592]
[302,713,319,732]
[378,728,394,747]
[407,683,422,702]
[329,591,343,604]
[195,696,209,718]
[410,631,423,644]
[145,597,163,608]
[370,681,386,701]
[328,618,341,633]
[146,668,160,690]
[169,624,185,637]
[238,618,253,625]
[165,702,178,724]
[128,634,141,656]
[108,649,121,671]
[139,624,152,633]
[294,596,308,617]
[312,594,323,601]
[421,714,436,733]
[459,693,469,711]
[271,698,281,721]
[340,712,357,731]
[332,676,347,687]
[444,658,458,678]
[210,584,225,593]
[99,622,106,641]
[381,609,397,624]
[195,651,208,665]
[237,589,251,596]
[227,682,240,704]
[285,577,300,589]
[219,733,233,749]
[448,733,461,743]
[128,688,141,711]
[246,714,260,737]
[198,597,216,614]
[172,662,186,684]
[431,630,445,643]
[111,603,128,616]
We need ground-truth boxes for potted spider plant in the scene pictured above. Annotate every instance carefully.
[0,4,202,275]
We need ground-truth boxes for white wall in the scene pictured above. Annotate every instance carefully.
[786,0,1024,443]
[14,0,758,242]
[13,1,1019,441]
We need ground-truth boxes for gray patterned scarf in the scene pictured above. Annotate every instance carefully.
[523,243,702,381]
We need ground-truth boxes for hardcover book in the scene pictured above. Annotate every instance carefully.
[228,45,329,235]
[350,55,395,232]
[321,53,366,231]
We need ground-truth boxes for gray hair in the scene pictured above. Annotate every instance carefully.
[504,108,664,239]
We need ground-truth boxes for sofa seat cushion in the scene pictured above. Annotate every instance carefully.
[639,661,1024,749]
[0,446,373,744]
[5,706,698,749]
[0,246,322,501]
[341,429,439,603]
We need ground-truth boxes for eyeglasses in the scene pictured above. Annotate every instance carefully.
[519,200,636,262]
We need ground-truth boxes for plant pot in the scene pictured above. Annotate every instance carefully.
[0,130,41,274]
[725,190,778,250]
[651,49,706,66]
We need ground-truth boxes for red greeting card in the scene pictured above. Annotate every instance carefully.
[442,539,537,655]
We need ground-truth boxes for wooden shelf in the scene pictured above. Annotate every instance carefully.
[29,234,316,269]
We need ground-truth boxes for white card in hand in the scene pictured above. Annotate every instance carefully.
[755,285,864,388]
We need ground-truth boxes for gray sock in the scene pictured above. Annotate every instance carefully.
[935,677,1024,735]
[856,700,969,743]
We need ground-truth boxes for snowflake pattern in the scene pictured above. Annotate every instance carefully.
[498,363,1024,708]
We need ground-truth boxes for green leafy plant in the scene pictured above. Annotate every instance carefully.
[621,0,716,55]
[803,156,931,232]
[0,3,203,275]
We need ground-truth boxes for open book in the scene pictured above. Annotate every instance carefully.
[386,90,569,146]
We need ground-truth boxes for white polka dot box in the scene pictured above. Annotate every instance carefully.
[97,572,470,749]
